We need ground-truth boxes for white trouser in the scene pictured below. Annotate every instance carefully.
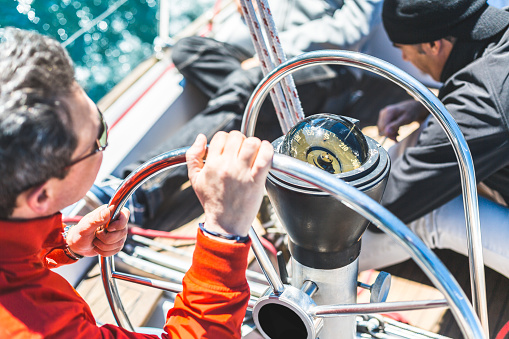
[359,194,509,278]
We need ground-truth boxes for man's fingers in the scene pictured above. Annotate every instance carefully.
[377,106,396,136]
[93,238,126,257]
[251,140,273,183]
[238,137,262,167]
[186,134,208,182]
[75,205,111,236]
[208,131,228,157]
[103,207,129,232]
[93,236,126,253]
[385,114,408,140]
[222,131,246,160]
[91,208,128,256]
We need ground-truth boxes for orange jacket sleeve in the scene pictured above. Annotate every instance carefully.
[0,215,251,339]
[164,230,252,338]
[93,230,251,338]
[43,223,78,269]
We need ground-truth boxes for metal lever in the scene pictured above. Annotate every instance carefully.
[358,271,392,303]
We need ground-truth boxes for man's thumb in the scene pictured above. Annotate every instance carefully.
[186,134,207,181]
[77,205,111,235]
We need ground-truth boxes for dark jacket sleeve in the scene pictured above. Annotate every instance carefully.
[381,62,509,224]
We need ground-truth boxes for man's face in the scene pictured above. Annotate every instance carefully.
[396,43,434,76]
[46,84,104,213]
[395,43,443,82]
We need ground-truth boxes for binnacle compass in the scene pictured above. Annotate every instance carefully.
[279,114,369,174]
[266,112,391,276]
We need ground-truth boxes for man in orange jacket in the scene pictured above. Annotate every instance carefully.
[0,27,273,338]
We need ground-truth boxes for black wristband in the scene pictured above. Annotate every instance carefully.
[62,225,84,259]
[199,223,250,243]
[64,245,84,260]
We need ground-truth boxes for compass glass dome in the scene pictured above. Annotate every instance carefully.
[280,114,369,174]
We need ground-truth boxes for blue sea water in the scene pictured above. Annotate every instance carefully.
[0,0,214,102]
[5,0,508,103]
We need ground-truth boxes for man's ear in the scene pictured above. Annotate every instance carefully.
[422,40,443,56]
[25,183,51,215]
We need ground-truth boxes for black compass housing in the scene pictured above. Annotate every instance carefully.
[266,114,390,269]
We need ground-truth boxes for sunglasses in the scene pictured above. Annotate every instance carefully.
[66,108,108,168]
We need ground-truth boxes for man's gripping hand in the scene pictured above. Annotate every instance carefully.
[377,99,429,141]
[186,131,273,238]
[66,205,130,257]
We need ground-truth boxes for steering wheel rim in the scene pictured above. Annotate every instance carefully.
[240,50,489,333]
[100,148,484,338]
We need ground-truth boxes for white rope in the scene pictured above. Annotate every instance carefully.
[256,0,304,122]
[239,0,293,133]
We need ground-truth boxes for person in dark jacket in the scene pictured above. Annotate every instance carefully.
[359,0,509,278]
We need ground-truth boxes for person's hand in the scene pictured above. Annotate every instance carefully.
[66,205,130,257]
[241,57,260,70]
[186,131,273,237]
[377,99,429,141]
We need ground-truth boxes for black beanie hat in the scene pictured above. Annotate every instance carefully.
[383,0,509,45]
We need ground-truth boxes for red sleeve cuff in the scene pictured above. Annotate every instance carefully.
[45,247,78,269]
[187,229,252,290]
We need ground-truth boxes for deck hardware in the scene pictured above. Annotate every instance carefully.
[357,271,392,304]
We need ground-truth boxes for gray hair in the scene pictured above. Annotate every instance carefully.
[0,28,78,218]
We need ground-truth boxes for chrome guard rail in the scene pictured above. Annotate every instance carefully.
[240,50,488,335]
[100,149,484,338]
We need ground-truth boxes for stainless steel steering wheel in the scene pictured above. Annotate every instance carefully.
[100,50,486,338]
[100,148,484,338]
[241,50,488,336]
